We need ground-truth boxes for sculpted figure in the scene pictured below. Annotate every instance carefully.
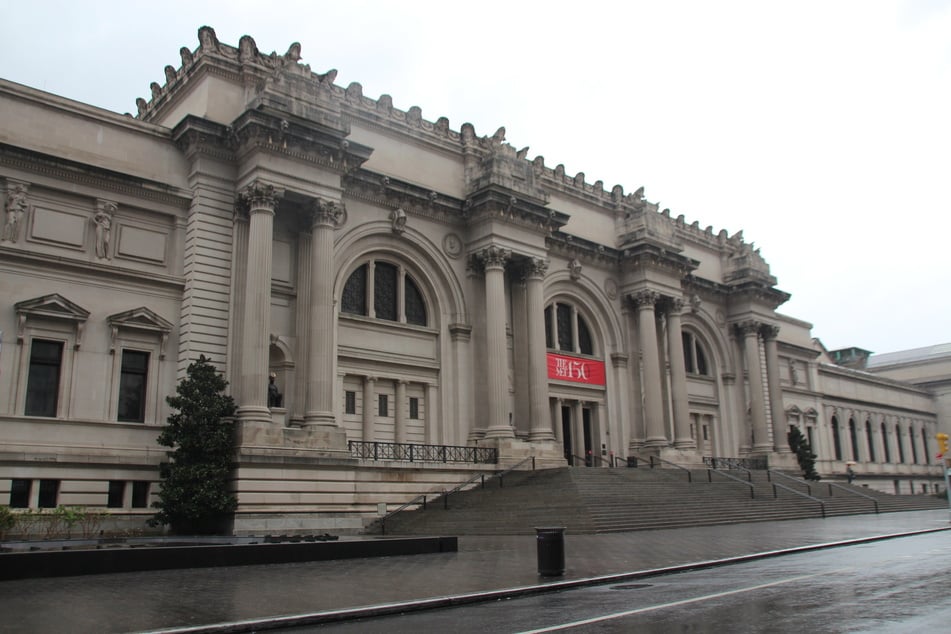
[391,207,407,234]
[93,202,116,259]
[2,184,30,243]
[268,372,283,408]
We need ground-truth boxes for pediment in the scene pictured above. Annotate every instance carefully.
[15,294,90,322]
[107,307,173,334]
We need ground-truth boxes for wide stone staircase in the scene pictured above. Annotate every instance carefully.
[373,466,947,535]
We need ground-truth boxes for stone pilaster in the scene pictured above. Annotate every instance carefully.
[235,181,281,424]
[478,246,515,439]
[304,198,344,428]
[362,376,376,441]
[525,258,555,441]
[761,324,789,453]
[634,291,666,446]
[395,380,408,444]
[737,320,770,453]
[665,299,693,448]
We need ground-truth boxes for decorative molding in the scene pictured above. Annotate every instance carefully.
[107,307,174,359]
[14,294,90,348]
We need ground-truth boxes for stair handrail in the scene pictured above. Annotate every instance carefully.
[632,454,693,482]
[767,470,816,496]
[706,466,756,498]
[378,493,430,535]
[768,481,826,518]
[825,480,880,514]
[495,455,537,488]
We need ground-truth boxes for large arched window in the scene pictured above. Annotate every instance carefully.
[341,260,428,326]
[682,331,710,376]
[831,416,843,461]
[544,302,594,355]
[880,421,891,463]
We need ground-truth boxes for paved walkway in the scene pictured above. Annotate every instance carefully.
[1,510,948,633]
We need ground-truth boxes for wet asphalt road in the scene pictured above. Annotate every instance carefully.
[297,531,951,633]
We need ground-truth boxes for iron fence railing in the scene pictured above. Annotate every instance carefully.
[703,456,769,471]
[349,440,498,465]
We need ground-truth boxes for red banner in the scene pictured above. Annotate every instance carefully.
[546,353,606,385]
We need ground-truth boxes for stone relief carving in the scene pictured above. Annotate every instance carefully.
[390,207,407,234]
[2,182,31,243]
[93,200,117,260]
[604,278,618,300]
[443,233,463,259]
[568,258,582,280]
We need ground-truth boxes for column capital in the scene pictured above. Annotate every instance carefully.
[310,198,347,229]
[523,256,549,280]
[237,180,282,213]
[662,296,686,316]
[630,289,660,309]
[475,245,511,271]
[734,319,762,337]
[760,323,780,340]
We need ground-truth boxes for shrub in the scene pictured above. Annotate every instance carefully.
[150,355,237,534]
[788,427,821,481]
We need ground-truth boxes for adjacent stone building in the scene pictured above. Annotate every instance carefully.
[0,27,944,534]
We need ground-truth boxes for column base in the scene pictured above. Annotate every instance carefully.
[302,411,338,427]
[236,419,349,454]
[483,425,516,440]
[236,405,272,425]
[529,428,556,442]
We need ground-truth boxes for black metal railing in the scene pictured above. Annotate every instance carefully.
[632,454,693,482]
[349,440,498,465]
[703,456,769,471]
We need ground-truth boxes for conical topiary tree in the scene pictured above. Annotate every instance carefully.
[787,426,821,481]
[150,355,237,534]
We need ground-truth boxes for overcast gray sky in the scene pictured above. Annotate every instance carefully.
[2,0,948,354]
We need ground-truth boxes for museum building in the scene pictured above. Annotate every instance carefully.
[0,27,944,534]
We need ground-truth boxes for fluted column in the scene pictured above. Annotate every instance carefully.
[665,299,693,448]
[362,376,376,441]
[738,320,770,453]
[525,258,555,441]
[634,291,666,446]
[573,400,586,464]
[395,380,408,444]
[480,246,515,439]
[762,324,789,453]
[236,182,281,424]
[551,398,563,448]
[304,199,344,427]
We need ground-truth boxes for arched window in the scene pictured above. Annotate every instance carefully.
[831,416,843,461]
[341,261,428,326]
[848,418,859,461]
[865,420,875,462]
[682,331,710,376]
[880,421,891,463]
[896,424,905,463]
[544,302,594,355]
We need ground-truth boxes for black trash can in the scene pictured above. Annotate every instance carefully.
[627,456,638,468]
[535,526,566,576]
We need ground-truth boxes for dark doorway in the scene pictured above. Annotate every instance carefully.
[582,407,593,466]
[561,406,573,464]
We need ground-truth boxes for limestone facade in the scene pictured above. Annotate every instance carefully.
[0,27,943,533]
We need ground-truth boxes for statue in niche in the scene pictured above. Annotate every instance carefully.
[93,202,116,259]
[391,207,407,234]
[2,184,30,243]
[268,372,283,408]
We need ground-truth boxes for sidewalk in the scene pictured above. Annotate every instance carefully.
[1,510,947,634]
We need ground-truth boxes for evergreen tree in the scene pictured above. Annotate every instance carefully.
[150,355,237,534]
[787,426,821,481]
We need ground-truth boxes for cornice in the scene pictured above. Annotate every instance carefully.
[619,242,699,278]
[547,231,618,268]
[0,143,191,210]
[464,187,563,236]
[343,169,465,227]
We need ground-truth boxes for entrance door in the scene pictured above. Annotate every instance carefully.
[561,406,573,464]
[582,407,593,466]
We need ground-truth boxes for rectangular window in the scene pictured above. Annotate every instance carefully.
[131,481,150,508]
[118,350,149,422]
[37,479,59,508]
[10,479,31,508]
[107,481,125,508]
[345,390,357,415]
[378,394,388,417]
[25,339,64,417]
[409,397,419,420]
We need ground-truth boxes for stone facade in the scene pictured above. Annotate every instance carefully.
[0,27,944,533]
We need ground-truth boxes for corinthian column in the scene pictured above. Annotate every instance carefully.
[304,198,344,427]
[666,299,693,448]
[236,181,281,424]
[634,291,666,446]
[761,324,789,453]
[525,258,555,441]
[480,246,514,439]
[737,320,770,453]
